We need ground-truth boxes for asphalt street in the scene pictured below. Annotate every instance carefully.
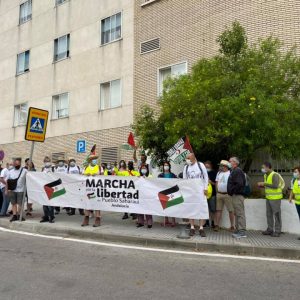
[0,230,299,300]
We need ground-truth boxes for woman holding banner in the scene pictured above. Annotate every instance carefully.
[158,161,177,227]
[81,153,101,227]
[137,163,153,228]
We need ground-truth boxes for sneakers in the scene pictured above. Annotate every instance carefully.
[93,217,101,227]
[271,232,280,237]
[81,216,89,227]
[147,225,152,229]
[122,213,129,220]
[262,230,272,236]
[189,228,196,236]
[136,223,144,228]
[9,215,18,222]
[232,231,247,239]
[49,217,55,224]
[40,217,49,223]
[199,229,206,237]
[213,225,220,232]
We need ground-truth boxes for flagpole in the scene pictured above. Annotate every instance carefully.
[19,141,35,222]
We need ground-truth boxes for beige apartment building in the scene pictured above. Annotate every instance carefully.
[0,0,134,168]
[134,0,300,174]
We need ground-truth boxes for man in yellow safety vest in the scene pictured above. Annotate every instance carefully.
[257,162,284,237]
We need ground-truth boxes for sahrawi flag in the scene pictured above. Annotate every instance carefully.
[167,136,193,164]
[158,185,184,210]
[44,179,66,200]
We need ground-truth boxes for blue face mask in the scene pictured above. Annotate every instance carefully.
[228,163,232,169]
[91,159,98,165]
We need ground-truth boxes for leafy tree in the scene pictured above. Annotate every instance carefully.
[134,21,300,171]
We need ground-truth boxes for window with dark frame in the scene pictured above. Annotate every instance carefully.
[19,0,32,24]
[16,50,30,75]
[54,34,70,62]
[101,12,122,45]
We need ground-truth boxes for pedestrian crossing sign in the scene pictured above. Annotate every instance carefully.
[25,107,49,142]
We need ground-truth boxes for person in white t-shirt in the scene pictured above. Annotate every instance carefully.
[67,158,84,216]
[6,158,28,222]
[183,153,209,237]
[0,161,13,217]
[214,160,234,232]
[54,159,67,214]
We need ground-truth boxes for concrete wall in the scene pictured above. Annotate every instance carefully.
[220,199,300,235]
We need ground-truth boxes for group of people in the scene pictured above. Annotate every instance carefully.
[0,150,299,240]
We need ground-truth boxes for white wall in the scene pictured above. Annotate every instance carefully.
[220,199,300,235]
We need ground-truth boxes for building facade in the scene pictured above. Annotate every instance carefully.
[0,0,134,168]
[134,0,300,175]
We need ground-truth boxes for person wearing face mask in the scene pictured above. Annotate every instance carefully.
[0,161,13,217]
[137,163,153,228]
[183,153,209,237]
[121,161,140,220]
[67,158,84,216]
[289,167,300,240]
[6,158,27,222]
[158,161,177,227]
[82,153,101,227]
[257,162,284,237]
[40,156,55,223]
[24,158,36,217]
[54,159,68,214]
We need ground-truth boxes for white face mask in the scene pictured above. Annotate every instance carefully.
[163,166,170,172]
[261,168,267,174]
[45,162,51,168]
[70,162,76,167]
[58,162,64,167]
[141,169,147,175]
[293,172,299,179]
[186,159,192,166]
[8,165,14,170]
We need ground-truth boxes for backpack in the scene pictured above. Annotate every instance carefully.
[7,168,24,191]
[185,162,204,179]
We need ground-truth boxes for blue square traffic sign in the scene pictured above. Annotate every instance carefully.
[29,117,45,133]
[77,140,86,153]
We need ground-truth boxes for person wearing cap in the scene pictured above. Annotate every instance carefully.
[66,158,84,216]
[40,156,55,223]
[227,157,247,239]
[257,162,284,237]
[214,160,234,232]
[81,153,101,227]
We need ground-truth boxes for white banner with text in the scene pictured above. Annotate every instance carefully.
[26,172,209,219]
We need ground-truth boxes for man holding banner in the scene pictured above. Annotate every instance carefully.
[183,153,209,237]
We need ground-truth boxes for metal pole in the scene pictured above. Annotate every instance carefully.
[19,141,35,221]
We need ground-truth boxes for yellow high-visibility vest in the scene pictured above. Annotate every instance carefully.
[264,171,283,200]
[84,165,100,176]
[207,183,213,200]
[292,180,300,205]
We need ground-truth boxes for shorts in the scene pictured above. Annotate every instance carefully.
[8,192,24,206]
[216,193,234,212]
[207,195,216,213]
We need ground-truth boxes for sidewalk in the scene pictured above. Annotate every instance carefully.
[0,204,299,259]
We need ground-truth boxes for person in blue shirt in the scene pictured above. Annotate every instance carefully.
[158,161,177,227]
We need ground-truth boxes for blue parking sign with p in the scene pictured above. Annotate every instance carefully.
[77,140,86,153]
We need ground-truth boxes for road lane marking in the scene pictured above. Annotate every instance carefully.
[0,226,299,264]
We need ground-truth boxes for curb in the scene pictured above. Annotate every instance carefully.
[1,219,299,260]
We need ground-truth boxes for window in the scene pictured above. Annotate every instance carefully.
[158,62,187,96]
[14,103,28,126]
[52,93,69,119]
[101,13,122,45]
[56,0,68,5]
[54,34,70,62]
[19,0,32,24]
[101,147,118,164]
[16,50,30,75]
[100,80,121,110]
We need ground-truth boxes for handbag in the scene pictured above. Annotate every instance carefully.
[7,168,24,191]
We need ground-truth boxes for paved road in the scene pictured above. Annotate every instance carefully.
[0,231,299,300]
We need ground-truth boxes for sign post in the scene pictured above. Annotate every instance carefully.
[19,107,49,221]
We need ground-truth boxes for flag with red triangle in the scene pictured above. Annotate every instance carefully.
[166,136,193,164]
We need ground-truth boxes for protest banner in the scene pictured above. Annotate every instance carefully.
[167,136,193,164]
[26,172,209,219]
